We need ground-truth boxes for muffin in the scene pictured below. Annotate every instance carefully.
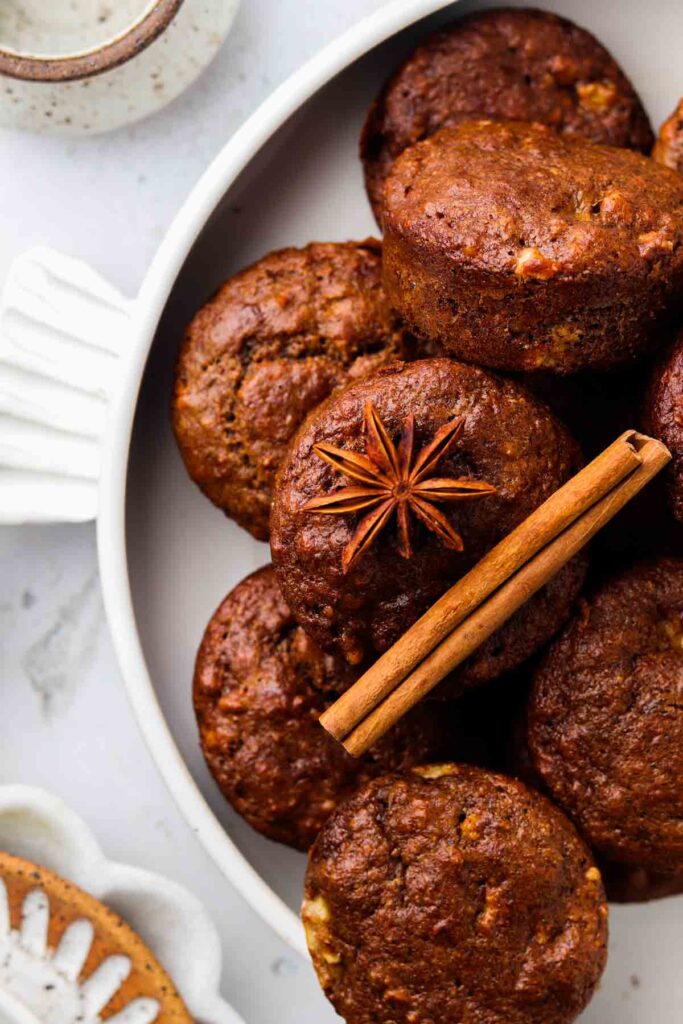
[173,240,411,540]
[643,330,683,523]
[362,7,653,219]
[193,565,452,850]
[271,358,586,679]
[511,692,683,903]
[653,98,683,173]
[526,559,683,875]
[382,120,683,373]
[303,764,608,1024]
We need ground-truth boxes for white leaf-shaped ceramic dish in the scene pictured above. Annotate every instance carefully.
[1,2,682,1021]
[0,786,243,1024]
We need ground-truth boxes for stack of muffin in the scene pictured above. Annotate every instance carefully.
[172,10,683,1024]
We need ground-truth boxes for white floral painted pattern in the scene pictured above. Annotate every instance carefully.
[0,878,159,1024]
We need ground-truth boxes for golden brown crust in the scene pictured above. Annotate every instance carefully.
[382,121,683,373]
[193,566,452,850]
[172,240,411,539]
[0,852,191,1023]
[362,7,654,219]
[652,98,683,173]
[527,559,683,873]
[303,765,608,1024]
[271,358,586,673]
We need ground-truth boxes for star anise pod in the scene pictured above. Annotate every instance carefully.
[303,402,496,573]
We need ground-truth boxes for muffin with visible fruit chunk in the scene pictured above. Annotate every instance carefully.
[194,565,455,850]
[643,330,683,523]
[271,358,586,681]
[362,6,653,219]
[173,240,412,540]
[653,98,683,173]
[303,764,608,1024]
[382,121,683,373]
[527,559,683,876]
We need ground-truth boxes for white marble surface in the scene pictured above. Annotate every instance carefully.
[0,3,387,1022]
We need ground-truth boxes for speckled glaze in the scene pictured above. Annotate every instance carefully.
[0,0,240,134]
[0,786,243,1024]
[0,851,191,1024]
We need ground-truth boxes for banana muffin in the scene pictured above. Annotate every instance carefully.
[526,559,683,874]
[362,7,653,219]
[303,764,608,1024]
[643,330,683,523]
[271,358,586,678]
[193,566,452,850]
[382,120,683,374]
[173,240,411,540]
[653,98,683,173]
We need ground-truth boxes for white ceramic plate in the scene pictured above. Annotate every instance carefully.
[3,0,682,1019]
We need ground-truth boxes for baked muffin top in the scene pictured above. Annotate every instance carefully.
[527,558,683,872]
[193,565,451,850]
[304,764,607,1024]
[362,7,653,217]
[271,358,582,667]
[383,120,683,283]
[173,240,410,540]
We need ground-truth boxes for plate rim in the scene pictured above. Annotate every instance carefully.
[97,0,459,956]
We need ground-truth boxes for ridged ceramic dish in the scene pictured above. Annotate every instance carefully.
[0,787,243,1024]
[2,1,682,1019]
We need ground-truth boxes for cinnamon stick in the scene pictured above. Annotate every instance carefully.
[321,430,645,743]
[321,428,671,757]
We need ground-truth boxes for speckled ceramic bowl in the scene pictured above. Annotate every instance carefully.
[0,0,240,133]
[0,786,243,1024]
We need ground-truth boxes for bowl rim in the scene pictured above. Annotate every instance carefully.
[97,0,464,956]
[0,0,184,82]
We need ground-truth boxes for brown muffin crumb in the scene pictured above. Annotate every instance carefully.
[652,98,683,173]
[527,559,683,874]
[382,121,683,374]
[271,358,586,676]
[173,240,411,539]
[304,765,607,1024]
[362,7,653,219]
[193,566,452,850]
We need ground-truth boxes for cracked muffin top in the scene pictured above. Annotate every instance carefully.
[361,7,653,219]
[384,120,683,283]
[193,565,452,851]
[172,240,411,540]
[381,120,683,372]
[271,358,585,672]
[303,763,607,1024]
[527,558,683,872]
